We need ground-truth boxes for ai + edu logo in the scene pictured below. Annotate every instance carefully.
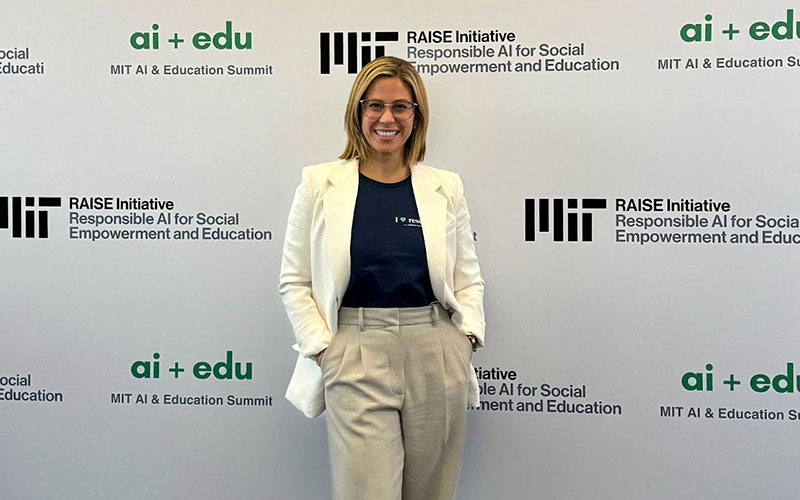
[525,198,607,242]
[319,31,399,74]
[1,196,61,239]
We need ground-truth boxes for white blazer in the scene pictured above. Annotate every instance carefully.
[279,159,485,418]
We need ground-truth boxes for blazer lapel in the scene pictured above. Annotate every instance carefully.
[322,159,359,304]
[411,164,447,302]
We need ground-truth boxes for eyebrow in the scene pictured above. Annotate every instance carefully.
[364,99,413,103]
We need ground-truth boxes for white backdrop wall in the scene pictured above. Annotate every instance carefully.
[3,1,800,499]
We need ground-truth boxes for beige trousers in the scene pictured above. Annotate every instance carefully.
[322,303,473,500]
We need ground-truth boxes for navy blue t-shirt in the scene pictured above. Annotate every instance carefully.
[340,173,437,308]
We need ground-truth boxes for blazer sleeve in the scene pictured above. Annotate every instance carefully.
[453,174,486,347]
[278,167,333,358]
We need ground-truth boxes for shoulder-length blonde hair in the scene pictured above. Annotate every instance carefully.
[339,56,429,167]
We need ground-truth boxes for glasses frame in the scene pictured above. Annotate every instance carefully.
[359,99,418,119]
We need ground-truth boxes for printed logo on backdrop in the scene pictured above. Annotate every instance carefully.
[1,373,63,403]
[2,195,272,243]
[525,196,800,246]
[319,31,400,74]
[109,351,274,409]
[524,198,607,242]
[66,197,272,243]
[0,47,45,75]
[110,21,274,77]
[1,196,61,239]
[658,362,800,423]
[317,28,621,76]
[657,9,800,71]
[470,366,623,416]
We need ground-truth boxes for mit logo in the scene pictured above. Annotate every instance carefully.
[1,196,61,239]
[525,198,607,242]
[319,32,399,74]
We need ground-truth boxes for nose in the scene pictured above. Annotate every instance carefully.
[378,106,396,123]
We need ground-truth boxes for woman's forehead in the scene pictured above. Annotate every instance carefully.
[365,76,413,99]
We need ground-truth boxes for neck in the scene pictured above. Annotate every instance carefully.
[359,153,410,183]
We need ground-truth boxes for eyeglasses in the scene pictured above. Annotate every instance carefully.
[360,99,417,119]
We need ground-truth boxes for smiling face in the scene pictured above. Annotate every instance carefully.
[360,76,415,162]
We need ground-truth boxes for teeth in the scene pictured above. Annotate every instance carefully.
[375,130,398,136]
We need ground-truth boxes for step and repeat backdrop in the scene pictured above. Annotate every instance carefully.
[3,1,799,498]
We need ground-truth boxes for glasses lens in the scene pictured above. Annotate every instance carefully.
[391,102,414,119]
[362,100,384,118]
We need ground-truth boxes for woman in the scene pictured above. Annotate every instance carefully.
[280,56,485,500]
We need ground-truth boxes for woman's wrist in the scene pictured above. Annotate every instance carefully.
[466,335,478,352]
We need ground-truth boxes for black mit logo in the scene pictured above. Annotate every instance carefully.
[525,198,607,242]
[320,32,399,74]
[1,196,61,238]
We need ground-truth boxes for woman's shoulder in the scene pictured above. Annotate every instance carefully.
[300,159,358,185]
[302,158,353,175]
[412,163,462,191]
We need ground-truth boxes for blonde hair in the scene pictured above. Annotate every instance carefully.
[340,56,429,166]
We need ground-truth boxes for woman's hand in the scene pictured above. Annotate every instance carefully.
[314,349,327,367]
